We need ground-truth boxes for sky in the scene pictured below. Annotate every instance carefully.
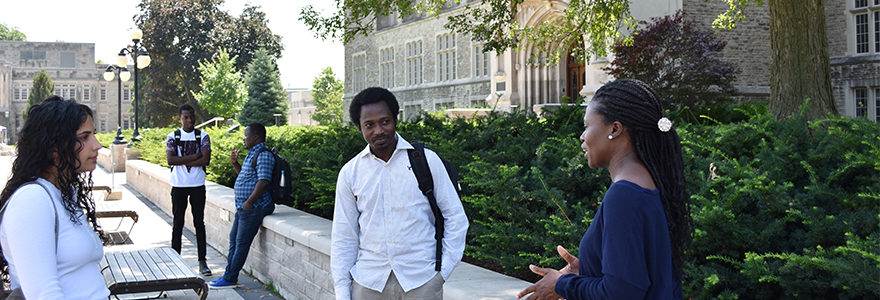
[0,0,345,89]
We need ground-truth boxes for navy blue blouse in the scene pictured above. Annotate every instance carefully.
[555,180,682,300]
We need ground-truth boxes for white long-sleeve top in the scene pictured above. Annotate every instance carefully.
[0,178,110,299]
[331,135,469,300]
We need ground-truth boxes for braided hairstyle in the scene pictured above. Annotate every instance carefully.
[0,96,104,283]
[590,78,692,278]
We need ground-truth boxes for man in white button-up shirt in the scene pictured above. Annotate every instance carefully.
[331,87,469,300]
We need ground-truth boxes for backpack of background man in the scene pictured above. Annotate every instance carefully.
[406,141,462,271]
[251,147,293,206]
[172,129,206,174]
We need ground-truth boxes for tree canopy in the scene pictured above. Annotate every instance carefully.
[193,47,248,119]
[238,48,287,127]
[300,0,836,120]
[310,67,344,125]
[0,23,26,41]
[134,0,283,127]
[607,11,740,112]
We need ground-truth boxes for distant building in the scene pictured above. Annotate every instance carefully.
[342,0,774,122]
[287,88,317,125]
[828,0,880,121]
[0,41,135,144]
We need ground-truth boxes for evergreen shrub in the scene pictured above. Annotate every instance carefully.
[102,103,879,299]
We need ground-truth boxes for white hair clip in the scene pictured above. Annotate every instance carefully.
[657,117,672,132]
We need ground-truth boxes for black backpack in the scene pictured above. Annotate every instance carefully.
[251,146,293,206]
[407,142,461,272]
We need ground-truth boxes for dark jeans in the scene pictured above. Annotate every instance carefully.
[170,186,207,261]
[222,203,275,283]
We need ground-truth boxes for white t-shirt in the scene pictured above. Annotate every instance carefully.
[166,129,211,187]
[0,178,110,299]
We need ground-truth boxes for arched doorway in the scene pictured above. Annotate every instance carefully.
[566,47,586,103]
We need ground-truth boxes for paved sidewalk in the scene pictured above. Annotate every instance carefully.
[0,155,282,300]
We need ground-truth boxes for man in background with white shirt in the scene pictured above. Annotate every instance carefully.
[331,87,469,300]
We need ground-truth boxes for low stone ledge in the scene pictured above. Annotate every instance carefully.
[97,144,127,172]
[124,159,531,300]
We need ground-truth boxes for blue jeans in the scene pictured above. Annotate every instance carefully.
[221,203,274,283]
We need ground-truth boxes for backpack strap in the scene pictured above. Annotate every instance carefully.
[194,129,202,153]
[407,142,444,272]
[0,181,61,253]
[251,147,268,171]
[173,129,182,153]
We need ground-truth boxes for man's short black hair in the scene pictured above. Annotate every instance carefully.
[179,104,195,116]
[247,122,267,140]
[349,87,399,126]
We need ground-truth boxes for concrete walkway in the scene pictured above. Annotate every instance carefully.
[0,155,282,300]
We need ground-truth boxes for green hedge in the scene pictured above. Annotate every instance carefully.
[99,104,879,299]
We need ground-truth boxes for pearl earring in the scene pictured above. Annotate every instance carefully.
[608,135,613,140]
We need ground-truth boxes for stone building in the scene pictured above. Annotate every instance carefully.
[0,41,135,144]
[341,0,773,122]
[288,88,318,125]
[828,0,880,121]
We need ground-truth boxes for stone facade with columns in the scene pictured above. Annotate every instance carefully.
[342,0,777,122]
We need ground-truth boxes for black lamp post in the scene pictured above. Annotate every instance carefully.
[103,65,130,145]
[116,28,151,145]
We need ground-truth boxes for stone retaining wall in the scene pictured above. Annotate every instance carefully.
[124,159,531,300]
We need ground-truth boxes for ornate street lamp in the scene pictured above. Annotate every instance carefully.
[116,28,151,145]
[103,65,131,145]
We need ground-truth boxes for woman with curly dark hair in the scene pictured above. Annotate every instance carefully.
[0,96,109,299]
[518,78,692,300]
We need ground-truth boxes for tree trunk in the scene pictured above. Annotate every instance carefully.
[769,0,836,120]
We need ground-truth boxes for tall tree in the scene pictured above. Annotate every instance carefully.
[300,0,836,121]
[238,48,288,127]
[0,23,26,41]
[134,0,283,127]
[310,67,344,124]
[24,71,53,120]
[193,47,248,119]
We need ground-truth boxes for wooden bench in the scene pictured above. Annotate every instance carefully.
[101,247,208,300]
[95,201,139,244]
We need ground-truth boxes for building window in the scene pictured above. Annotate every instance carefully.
[123,114,131,130]
[100,84,107,101]
[123,85,131,102]
[15,114,21,131]
[54,84,76,100]
[855,88,868,118]
[435,101,453,111]
[99,114,107,133]
[875,11,880,53]
[12,84,30,102]
[474,43,489,77]
[471,99,487,108]
[857,0,868,8]
[19,51,46,60]
[352,53,366,93]
[82,85,90,102]
[875,88,880,122]
[404,104,422,121]
[857,13,869,53]
[380,47,395,88]
[60,52,75,68]
[437,33,456,82]
[406,40,423,86]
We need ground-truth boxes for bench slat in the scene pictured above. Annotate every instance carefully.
[144,247,177,279]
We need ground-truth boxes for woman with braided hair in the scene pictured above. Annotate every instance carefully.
[518,78,691,300]
[0,96,109,299]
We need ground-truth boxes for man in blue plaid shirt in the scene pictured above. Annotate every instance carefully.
[209,123,276,289]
